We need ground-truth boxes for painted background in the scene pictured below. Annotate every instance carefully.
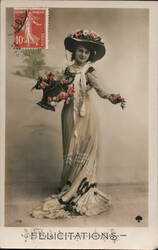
[6,8,149,187]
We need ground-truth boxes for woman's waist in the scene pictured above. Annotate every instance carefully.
[62,95,91,110]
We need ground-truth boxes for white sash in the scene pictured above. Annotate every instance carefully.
[72,63,91,136]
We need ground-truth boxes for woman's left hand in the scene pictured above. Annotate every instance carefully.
[108,94,126,109]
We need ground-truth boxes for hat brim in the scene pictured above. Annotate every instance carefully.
[64,37,106,62]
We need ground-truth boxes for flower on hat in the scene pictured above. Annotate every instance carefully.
[73,29,82,38]
[71,29,102,43]
[89,31,101,41]
[83,29,89,36]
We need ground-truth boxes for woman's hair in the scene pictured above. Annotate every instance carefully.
[71,43,95,62]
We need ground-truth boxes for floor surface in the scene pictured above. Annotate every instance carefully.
[5,182,148,227]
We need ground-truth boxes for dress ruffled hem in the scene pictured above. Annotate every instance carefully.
[31,187,111,219]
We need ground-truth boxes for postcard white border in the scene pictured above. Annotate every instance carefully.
[0,1,158,249]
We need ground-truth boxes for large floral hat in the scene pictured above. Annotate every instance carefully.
[64,29,106,62]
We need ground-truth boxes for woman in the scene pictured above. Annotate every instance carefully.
[31,29,125,219]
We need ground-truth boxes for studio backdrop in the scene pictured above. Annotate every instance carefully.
[5,8,149,188]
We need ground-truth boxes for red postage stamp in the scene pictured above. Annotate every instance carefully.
[13,9,48,49]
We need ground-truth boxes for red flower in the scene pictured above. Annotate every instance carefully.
[47,96,53,102]
[47,72,55,80]
[114,95,122,100]
[67,85,75,95]
[65,97,71,104]
[40,82,47,89]
[89,32,100,40]
[58,92,68,100]
[74,29,82,38]
[60,79,68,84]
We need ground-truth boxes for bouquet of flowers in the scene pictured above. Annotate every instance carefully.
[32,72,75,111]
[108,94,126,109]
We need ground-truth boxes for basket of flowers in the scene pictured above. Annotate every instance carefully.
[32,72,76,111]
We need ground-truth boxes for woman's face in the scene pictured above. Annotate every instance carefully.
[74,46,91,65]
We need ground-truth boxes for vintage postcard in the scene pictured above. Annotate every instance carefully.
[0,0,158,249]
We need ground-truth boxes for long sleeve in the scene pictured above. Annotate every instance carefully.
[87,70,109,99]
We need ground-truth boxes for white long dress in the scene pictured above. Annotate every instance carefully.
[31,63,111,219]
